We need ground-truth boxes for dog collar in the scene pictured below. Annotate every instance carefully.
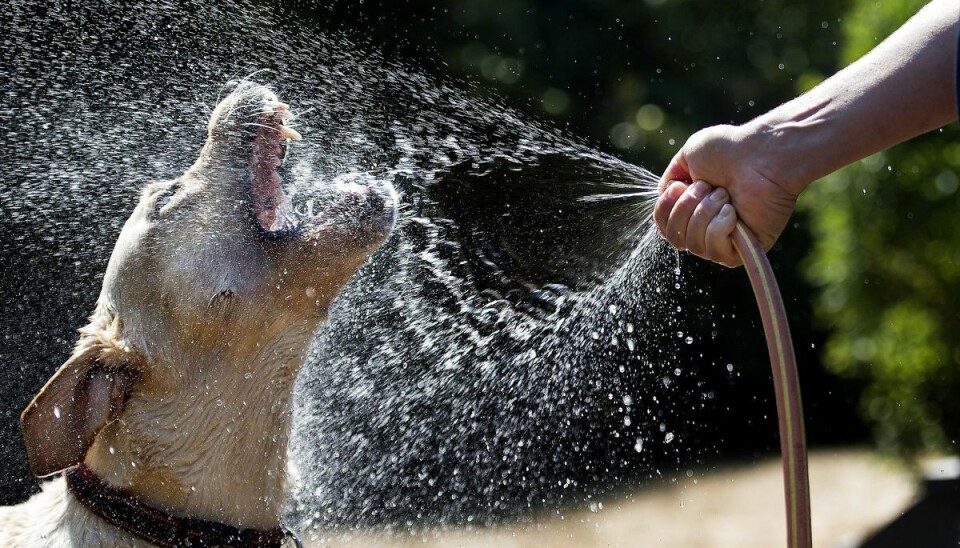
[65,464,302,547]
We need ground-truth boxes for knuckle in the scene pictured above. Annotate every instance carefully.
[674,191,701,212]
[666,231,686,251]
[653,210,666,231]
[692,201,718,223]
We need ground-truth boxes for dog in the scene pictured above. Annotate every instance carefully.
[0,80,395,546]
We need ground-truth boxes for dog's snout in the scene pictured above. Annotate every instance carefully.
[352,185,398,232]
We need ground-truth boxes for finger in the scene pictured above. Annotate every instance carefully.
[705,203,741,267]
[658,150,691,194]
[654,181,687,236]
[685,187,729,257]
[664,180,712,251]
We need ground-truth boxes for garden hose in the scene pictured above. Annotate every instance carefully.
[731,222,812,548]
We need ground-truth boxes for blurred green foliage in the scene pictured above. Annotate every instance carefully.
[801,0,960,455]
[415,0,849,172]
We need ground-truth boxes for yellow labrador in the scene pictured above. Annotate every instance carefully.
[0,81,395,547]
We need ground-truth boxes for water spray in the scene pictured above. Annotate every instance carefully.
[432,154,815,544]
[2,0,820,537]
[730,222,811,548]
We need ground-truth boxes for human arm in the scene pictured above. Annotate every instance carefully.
[654,0,960,267]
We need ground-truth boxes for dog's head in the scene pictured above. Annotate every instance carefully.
[21,81,396,477]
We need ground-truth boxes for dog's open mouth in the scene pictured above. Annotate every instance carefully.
[250,101,301,233]
[247,99,395,240]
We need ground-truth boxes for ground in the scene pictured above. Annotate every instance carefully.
[308,448,917,548]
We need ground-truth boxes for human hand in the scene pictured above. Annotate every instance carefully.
[654,124,801,267]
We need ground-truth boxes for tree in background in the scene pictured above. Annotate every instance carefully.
[802,0,960,456]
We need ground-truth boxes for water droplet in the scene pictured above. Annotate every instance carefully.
[684,336,693,344]
[622,395,633,406]
[664,432,675,443]
[634,438,644,452]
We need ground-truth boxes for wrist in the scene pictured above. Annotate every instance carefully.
[738,98,842,197]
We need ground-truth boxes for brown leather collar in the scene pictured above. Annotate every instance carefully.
[65,464,299,547]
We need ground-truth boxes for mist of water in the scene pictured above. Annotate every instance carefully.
[0,0,715,537]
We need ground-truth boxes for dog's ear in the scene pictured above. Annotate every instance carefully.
[20,340,139,477]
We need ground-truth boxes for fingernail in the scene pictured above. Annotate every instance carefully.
[691,180,710,194]
[709,188,728,202]
[718,203,733,218]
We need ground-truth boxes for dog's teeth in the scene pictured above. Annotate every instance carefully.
[263,101,291,117]
[279,126,302,140]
